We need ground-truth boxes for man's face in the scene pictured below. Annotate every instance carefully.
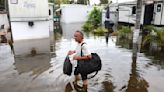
[74,32,82,43]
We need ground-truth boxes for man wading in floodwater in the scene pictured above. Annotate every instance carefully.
[68,31,92,92]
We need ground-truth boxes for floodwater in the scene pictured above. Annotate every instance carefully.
[0,23,164,92]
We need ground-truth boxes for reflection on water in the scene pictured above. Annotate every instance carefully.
[144,51,164,69]
[117,36,164,69]
[13,38,50,55]
[13,37,52,79]
[1,22,164,92]
[56,23,164,92]
[13,37,52,78]
[116,36,132,49]
[125,58,149,92]
[102,81,114,92]
[14,54,51,79]
[116,35,164,92]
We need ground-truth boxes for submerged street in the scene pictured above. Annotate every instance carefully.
[0,23,164,92]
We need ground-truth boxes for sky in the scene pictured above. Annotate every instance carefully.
[90,0,135,5]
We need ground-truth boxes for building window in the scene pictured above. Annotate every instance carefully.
[157,4,161,12]
[132,6,136,14]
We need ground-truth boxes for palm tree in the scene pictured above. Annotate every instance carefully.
[132,0,142,60]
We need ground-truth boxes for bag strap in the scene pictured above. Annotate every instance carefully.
[81,42,86,56]
[87,71,98,79]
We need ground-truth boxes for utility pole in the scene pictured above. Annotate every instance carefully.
[132,0,142,60]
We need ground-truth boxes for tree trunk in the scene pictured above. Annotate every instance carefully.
[132,0,142,60]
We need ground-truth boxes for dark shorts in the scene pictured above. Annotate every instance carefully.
[74,65,87,80]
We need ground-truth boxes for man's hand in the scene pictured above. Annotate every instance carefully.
[68,50,76,55]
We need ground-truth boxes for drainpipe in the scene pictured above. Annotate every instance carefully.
[6,0,15,54]
[116,0,119,31]
[160,1,164,25]
[115,0,119,31]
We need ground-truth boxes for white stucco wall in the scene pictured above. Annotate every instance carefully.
[48,3,55,45]
[8,0,49,18]
[49,3,54,32]
[11,21,51,55]
[60,4,93,23]
[118,4,144,24]
[11,21,50,41]
[8,0,51,55]
[118,5,135,24]
[8,0,50,41]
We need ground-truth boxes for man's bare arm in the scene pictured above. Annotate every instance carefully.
[73,55,92,60]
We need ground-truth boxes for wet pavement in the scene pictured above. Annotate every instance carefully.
[0,23,164,92]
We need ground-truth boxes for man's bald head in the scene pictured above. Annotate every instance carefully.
[74,31,84,43]
[75,31,84,39]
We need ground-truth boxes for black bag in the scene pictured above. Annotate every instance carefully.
[78,53,102,74]
[104,20,114,29]
[63,56,72,76]
[78,43,102,78]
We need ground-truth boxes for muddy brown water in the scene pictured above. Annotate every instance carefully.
[0,23,164,92]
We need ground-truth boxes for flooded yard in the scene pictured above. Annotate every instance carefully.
[0,23,164,92]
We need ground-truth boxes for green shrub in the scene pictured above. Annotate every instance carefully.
[88,7,102,28]
[143,25,158,32]
[157,28,164,45]
[117,26,132,39]
[118,26,131,33]
[82,22,94,32]
[93,27,108,36]
[82,6,102,34]
[142,27,164,46]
